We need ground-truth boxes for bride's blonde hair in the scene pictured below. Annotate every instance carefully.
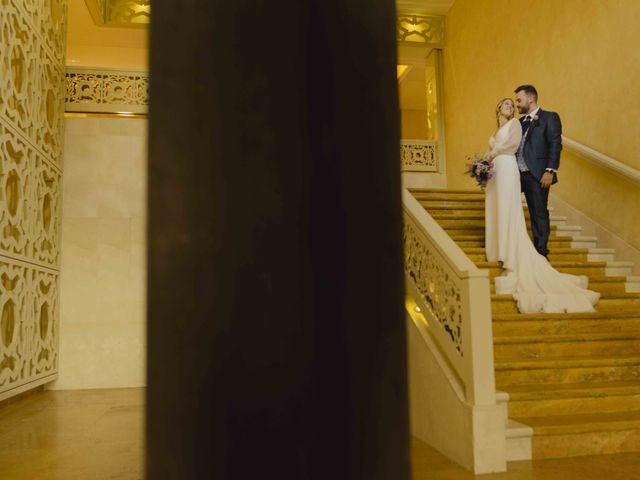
[496,98,515,127]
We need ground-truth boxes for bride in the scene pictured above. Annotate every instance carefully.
[483,98,600,314]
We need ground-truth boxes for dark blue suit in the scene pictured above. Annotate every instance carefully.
[519,109,563,256]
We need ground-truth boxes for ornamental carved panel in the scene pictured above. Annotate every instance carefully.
[108,0,150,25]
[34,59,65,164]
[66,68,149,114]
[397,14,445,46]
[0,0,65,398]
[33,153,62,267]
[0,0,67,167]
[0,124,36,260]
[0,260,59,391]
[400,140,437,172]
[0,123,61,268]
[31,267,59,378]
[404,221,463,356]
[0,2,40,143]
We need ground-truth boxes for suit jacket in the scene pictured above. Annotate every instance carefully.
[520,109,562,183]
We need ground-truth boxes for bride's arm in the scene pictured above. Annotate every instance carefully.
[488,119,522,158]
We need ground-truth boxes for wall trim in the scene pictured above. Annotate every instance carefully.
[562,136,640,186]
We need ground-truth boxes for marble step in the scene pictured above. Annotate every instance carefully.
[462,247,616,264]
[505,381,640,418]
[449,233,573,244]
[515,411,640,458]
[505,419,533,461]
[477,261,608,278]
[409,189,484,201]
[419,201,487,209]
[456,239,574,249]
[473,260,632,279]
[551,216,569,227]
[491,292,640,315]
[453,238,575,249]
[412,194,486,202]
[495,354,640,386]
[436,218,562,230]
[587,248,617,262]
[465,247,590,263]
[420,200,554,211]
[627,276,640,293]
[606,261,635,276]
[419,201,530,210]
[554,225,584,237]
[428,210,563,222]
[571,236,599,249]
[494,332,640,360]
[588,276,633,294]
[410,188,481,193]
[490,276,629,295]
[493,311,640,337]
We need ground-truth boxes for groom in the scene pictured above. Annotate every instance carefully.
[514,85,562,258]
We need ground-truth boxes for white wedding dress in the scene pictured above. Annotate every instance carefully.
[484,118,600,313]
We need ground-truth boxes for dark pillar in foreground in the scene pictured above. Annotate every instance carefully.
[147,1,408,478]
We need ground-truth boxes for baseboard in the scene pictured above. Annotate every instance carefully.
[550,193,640,276]
[0,374,57,403]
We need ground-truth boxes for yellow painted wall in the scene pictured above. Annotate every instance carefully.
[444,0,640,249]
[402,110,429,139]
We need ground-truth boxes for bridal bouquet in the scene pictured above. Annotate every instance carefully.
[465,154,494,189]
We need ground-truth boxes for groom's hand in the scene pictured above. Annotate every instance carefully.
[540,172,554,189]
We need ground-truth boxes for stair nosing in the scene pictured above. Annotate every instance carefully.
[512,412,640,435]
[494,332,640,344]
[502,382,640,401]
[493,311,640,320]
[495,354,640,370]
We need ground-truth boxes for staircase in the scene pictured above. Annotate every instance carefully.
[411,188,640,459]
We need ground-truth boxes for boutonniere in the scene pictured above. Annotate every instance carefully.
[532,115,540,124]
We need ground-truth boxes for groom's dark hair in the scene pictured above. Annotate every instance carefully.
[515,84,538,101]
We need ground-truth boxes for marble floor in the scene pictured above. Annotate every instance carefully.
[0,388,144,480]
[411,437,640,480]
[2,388,640,479]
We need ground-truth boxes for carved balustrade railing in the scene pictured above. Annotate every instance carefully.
[403,189,495,404]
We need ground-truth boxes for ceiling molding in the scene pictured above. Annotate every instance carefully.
[84,0,105,25]
[396,0,455,15]
[83,0,149,27]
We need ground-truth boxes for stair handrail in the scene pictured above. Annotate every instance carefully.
[562,136,640,186]
[402,188,496,405]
